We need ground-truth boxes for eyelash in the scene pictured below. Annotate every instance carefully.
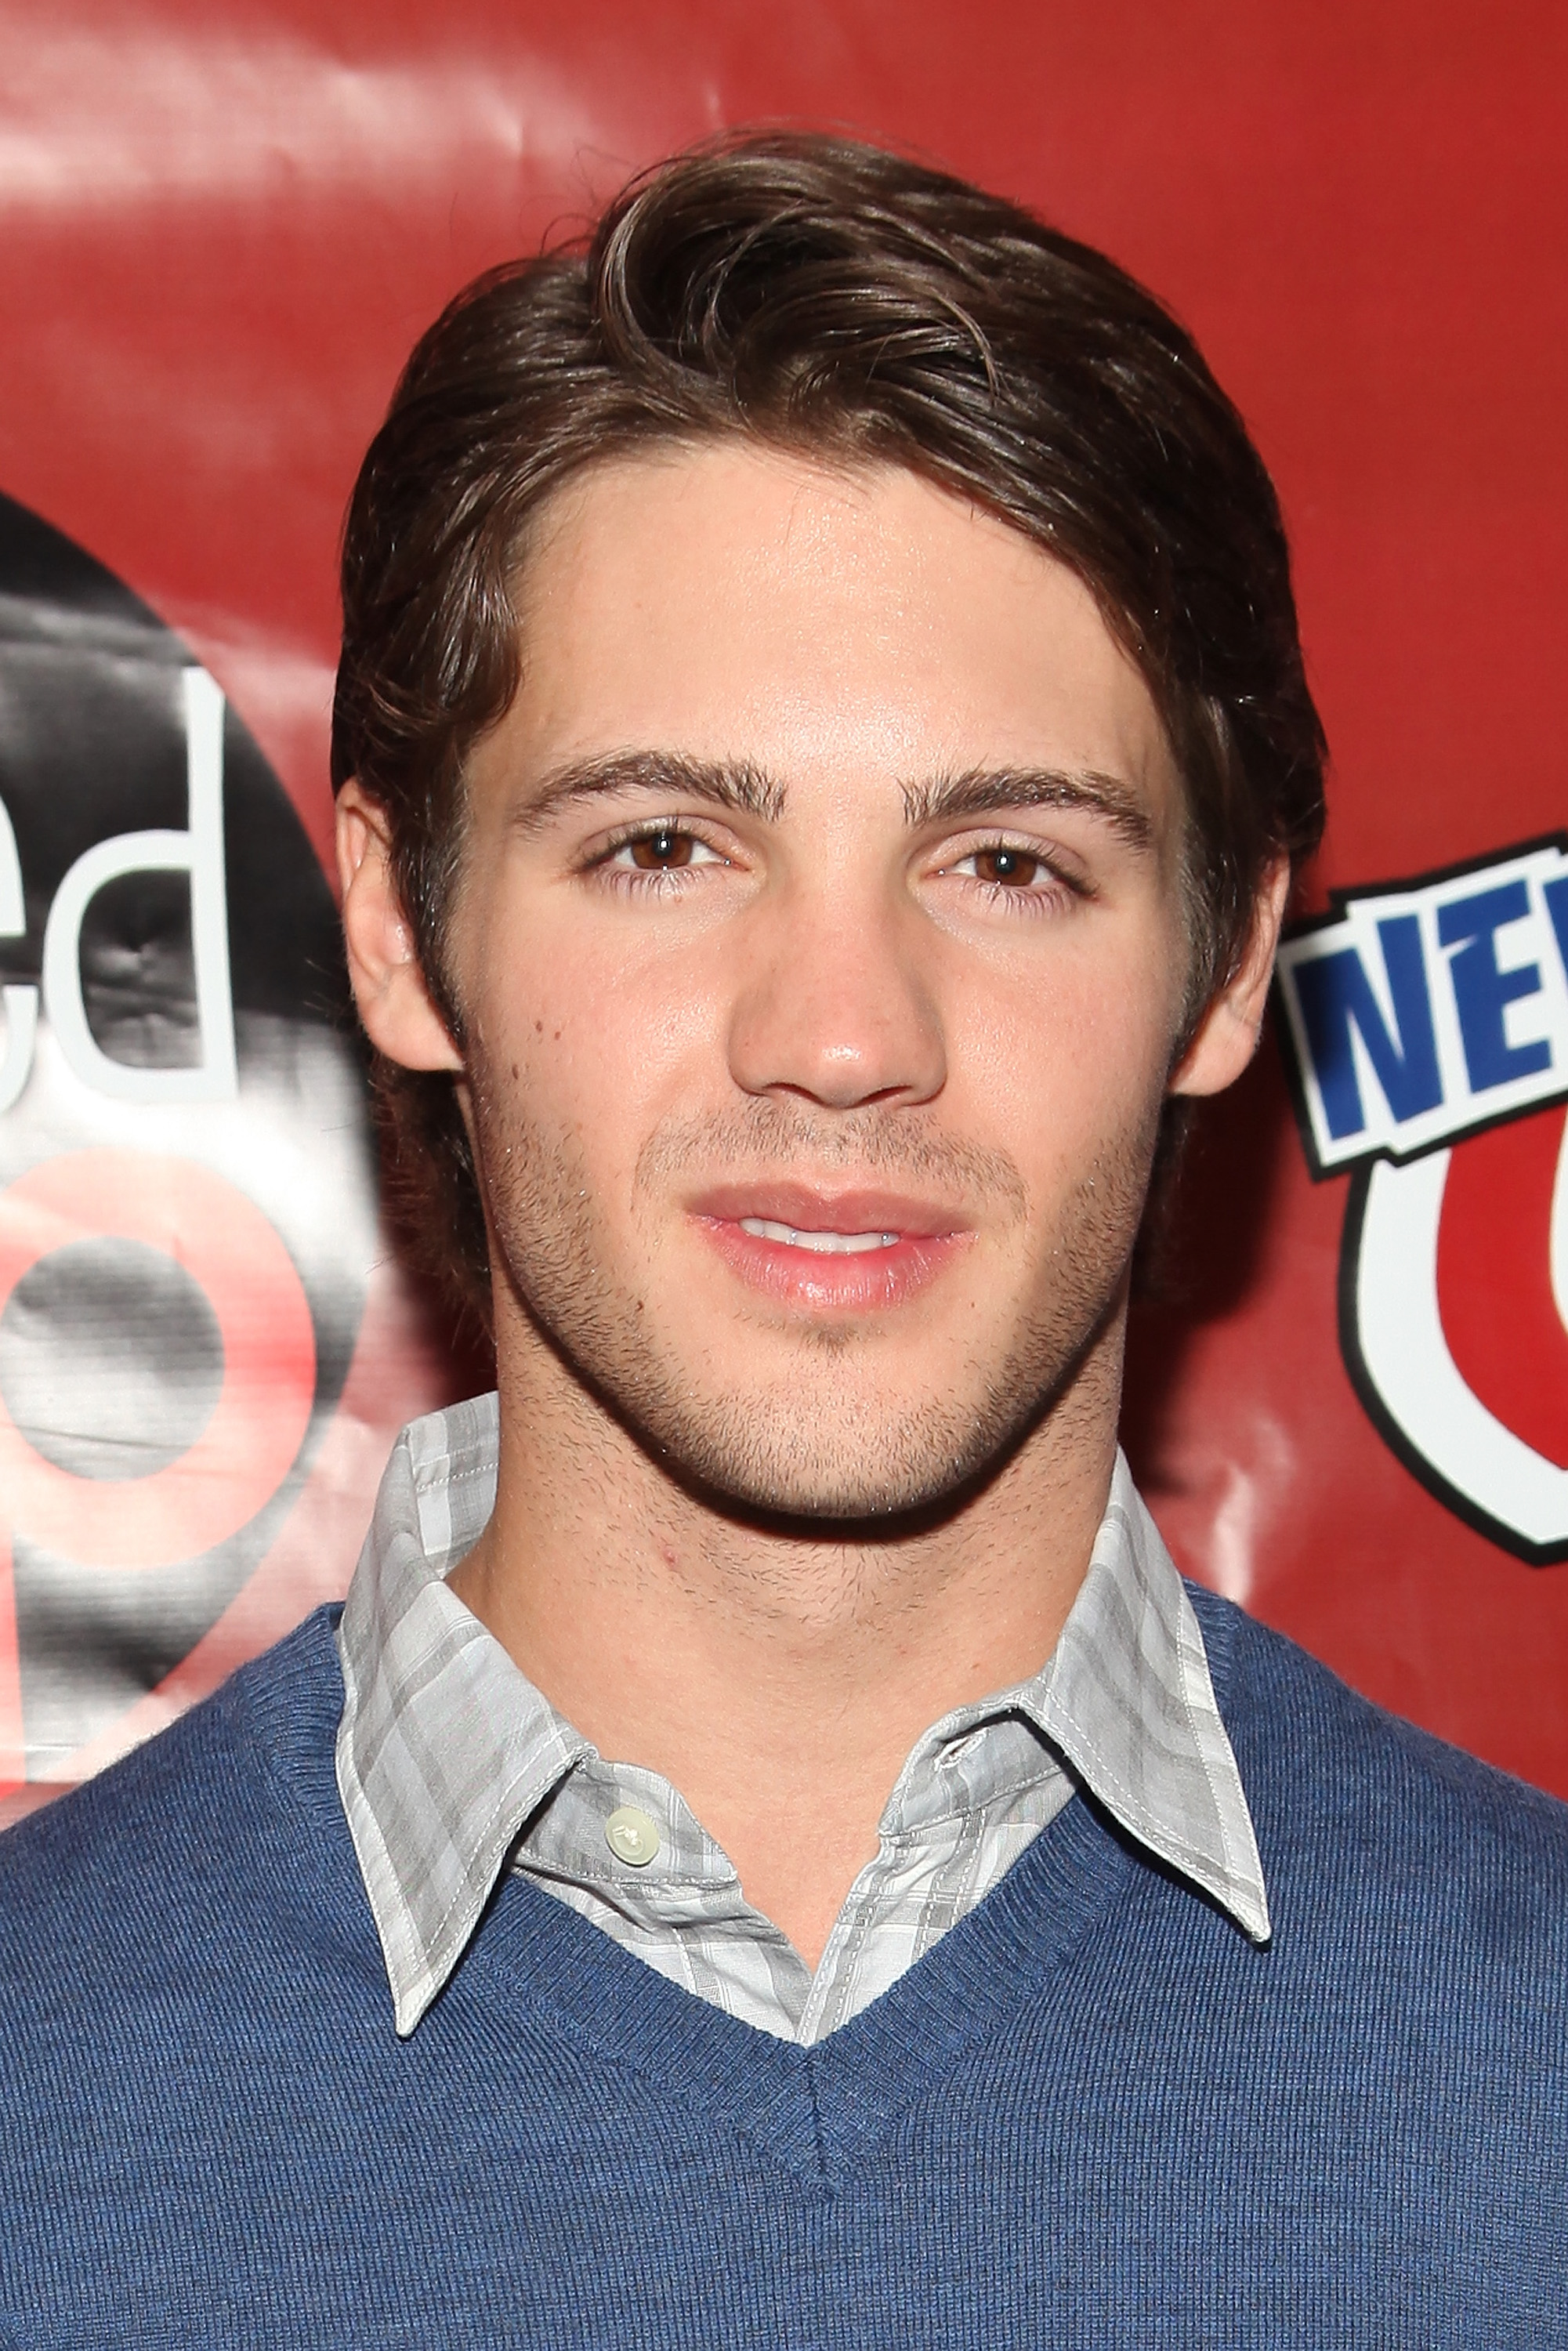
[587,820,732,891]
[584,821,1085,912]
[948,842,1085,914]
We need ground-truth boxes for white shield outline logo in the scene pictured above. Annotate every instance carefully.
[1339,1115,1568,1563]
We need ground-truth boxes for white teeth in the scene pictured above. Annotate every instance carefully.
[738,1218,899,1255]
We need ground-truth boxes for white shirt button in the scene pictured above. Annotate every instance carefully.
[605,1805,661,1867]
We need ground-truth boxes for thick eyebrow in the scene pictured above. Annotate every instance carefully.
[901,766,1155,847]
[509,750,786,834]
[509,748,1153,849]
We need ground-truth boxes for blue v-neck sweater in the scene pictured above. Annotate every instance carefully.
[1,1588,1565,2348]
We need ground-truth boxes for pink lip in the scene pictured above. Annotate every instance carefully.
[687,1183,970,1314]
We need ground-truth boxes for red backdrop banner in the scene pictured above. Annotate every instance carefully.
[0,0,1563,1820]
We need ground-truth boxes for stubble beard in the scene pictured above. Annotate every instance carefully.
[466,1053,1156,1524]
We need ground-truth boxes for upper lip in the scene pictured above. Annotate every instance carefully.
[687,1182,969,1237]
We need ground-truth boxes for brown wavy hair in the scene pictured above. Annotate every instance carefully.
[332,131,1326,1313]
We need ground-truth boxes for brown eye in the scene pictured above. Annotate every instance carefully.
[628,828,694,870]
[972,846,1041,887]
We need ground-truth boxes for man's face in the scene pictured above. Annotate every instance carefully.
[436,445,1211,1517]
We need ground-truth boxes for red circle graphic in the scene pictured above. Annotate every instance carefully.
[0,1148,317,1566]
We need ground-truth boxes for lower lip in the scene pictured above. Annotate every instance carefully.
[693,1217,965,1313]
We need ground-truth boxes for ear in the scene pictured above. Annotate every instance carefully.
[336,780,463,1074]
[1168,855,1291,1101]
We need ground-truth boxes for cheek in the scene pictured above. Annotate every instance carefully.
[473,922,729,1173]
[949,936,1180,1163]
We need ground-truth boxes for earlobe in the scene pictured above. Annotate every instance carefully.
[335,780,464,1074]
[1168,855,1292,1101]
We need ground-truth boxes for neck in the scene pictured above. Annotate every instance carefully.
[450,1313,1124,1969]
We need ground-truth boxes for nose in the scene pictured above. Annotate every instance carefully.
[725,883,947,1111]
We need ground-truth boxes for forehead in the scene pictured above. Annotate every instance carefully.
[505,442,1177,816]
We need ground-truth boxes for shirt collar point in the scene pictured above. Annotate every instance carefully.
[1226,1879,1273,1947]
[1244,1900,1273,1949]
[391,1969,444,2039]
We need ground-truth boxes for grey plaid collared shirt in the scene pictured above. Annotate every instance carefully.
[336,1394,1270,2041]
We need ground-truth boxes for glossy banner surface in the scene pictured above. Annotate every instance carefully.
[0,0,1563,1821]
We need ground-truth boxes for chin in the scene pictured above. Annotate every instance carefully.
[626,1378,1037,1526]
